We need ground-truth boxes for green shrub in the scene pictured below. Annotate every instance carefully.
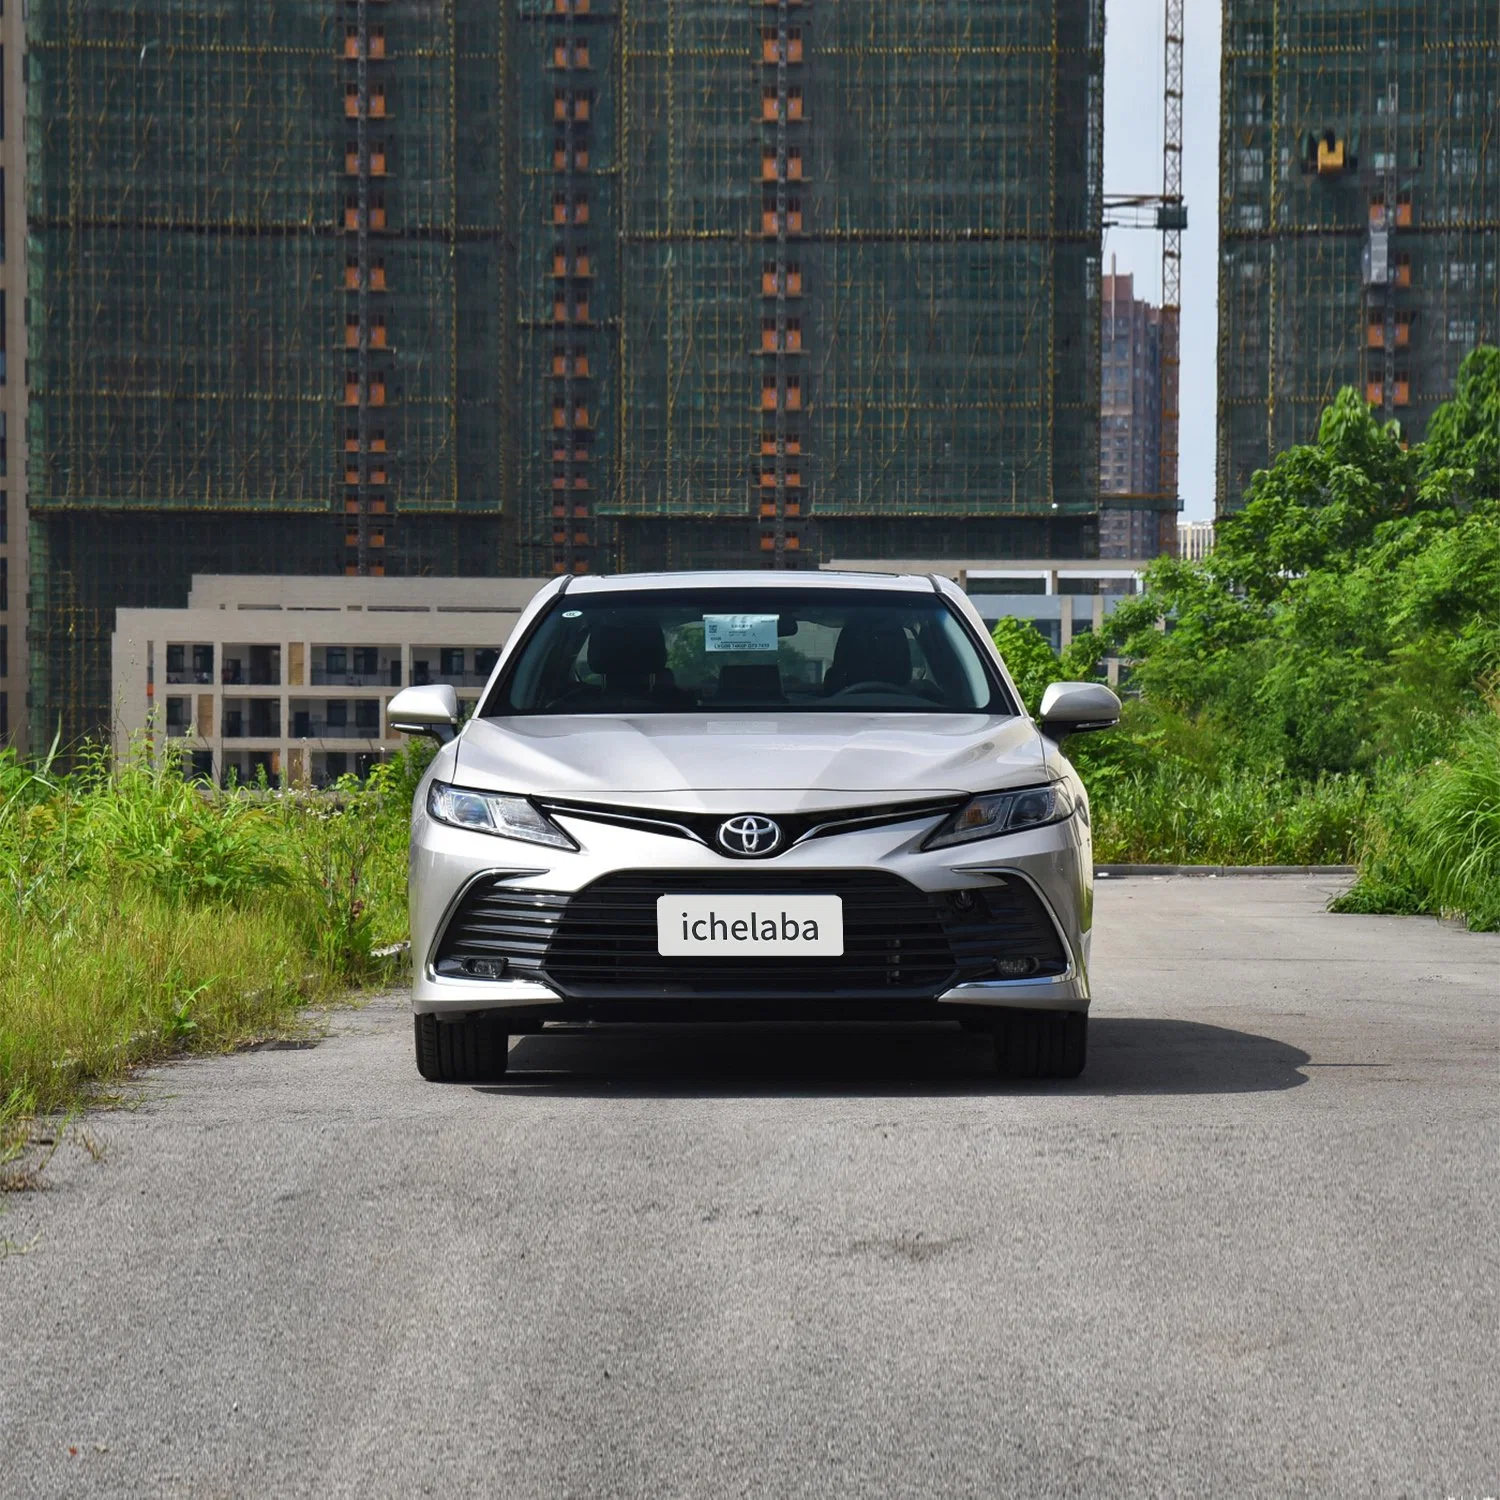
[0,739,423,1140]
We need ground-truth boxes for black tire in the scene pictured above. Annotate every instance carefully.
[993,1011,1087,1080]
[413,1013,510,1083]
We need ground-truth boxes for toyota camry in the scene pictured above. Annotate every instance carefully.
[387,571,1120,1082]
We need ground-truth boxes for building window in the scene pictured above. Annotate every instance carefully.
[0,557,6,611]
[0,625,6,677]
[0,489,6,543]
[441,648,466,677]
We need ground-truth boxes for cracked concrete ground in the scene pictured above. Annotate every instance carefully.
[1,876,1495,1498]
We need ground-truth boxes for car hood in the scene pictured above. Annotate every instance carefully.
[454,713,1045,809]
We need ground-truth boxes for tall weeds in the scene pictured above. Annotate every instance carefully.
[1090,762,1365,866]
[0,739,420,1146]
[1334,703,1500,930]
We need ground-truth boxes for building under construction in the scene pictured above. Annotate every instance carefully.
[28,0,1103,743]
[1218,1,1500,510]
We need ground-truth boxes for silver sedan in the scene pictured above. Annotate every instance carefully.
[388,571,1119,1082]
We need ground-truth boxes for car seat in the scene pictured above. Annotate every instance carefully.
[822,621,913,694]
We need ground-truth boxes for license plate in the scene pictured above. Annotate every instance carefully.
[656,894,844,957]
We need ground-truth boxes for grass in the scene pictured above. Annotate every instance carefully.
[1089,762,1366,867]
[1333,704,1500,931]
[0,737,421,1173]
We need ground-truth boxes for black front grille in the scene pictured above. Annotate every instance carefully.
[435,869,1068,999]
[544,870,954,998]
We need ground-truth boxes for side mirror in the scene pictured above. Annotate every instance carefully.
[1037,681,1121,741]
[387,683,460,744]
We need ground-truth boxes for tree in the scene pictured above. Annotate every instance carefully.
[1087,348,1500,781]
[989,617,1061,716]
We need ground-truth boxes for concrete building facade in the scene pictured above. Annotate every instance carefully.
[112,576,548,786]
[1178,520,1216,561]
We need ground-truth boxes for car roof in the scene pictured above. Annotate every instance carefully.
[564,570,939,595]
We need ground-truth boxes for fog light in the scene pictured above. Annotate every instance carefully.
[463,957,508,979]
[993,957,1038,979]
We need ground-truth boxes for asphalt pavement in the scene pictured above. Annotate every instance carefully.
[2,876,1496,1499]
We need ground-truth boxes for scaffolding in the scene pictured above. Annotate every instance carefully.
[29,0,1104,739]
[513,0,1105,574]
[27,0,516,742]
[1217,0,1500,510]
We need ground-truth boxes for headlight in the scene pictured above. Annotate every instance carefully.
[925,783,1075,850]
[427,781,577,850]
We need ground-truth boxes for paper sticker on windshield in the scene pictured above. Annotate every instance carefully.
[703,614,779,653]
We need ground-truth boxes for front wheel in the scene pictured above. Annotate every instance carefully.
[414,1013,510,1082]
[993,1011,1086,1080]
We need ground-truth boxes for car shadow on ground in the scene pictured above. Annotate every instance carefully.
[477,1018,1311,1099]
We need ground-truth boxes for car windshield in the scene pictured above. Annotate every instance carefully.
[486,588,1012,716]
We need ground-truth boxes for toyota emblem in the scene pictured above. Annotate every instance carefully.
[716,814,783,858]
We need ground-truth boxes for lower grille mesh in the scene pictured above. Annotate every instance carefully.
[434,869,1067,997]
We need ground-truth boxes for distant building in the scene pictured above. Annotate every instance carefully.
[1099,263,1174,560]
[0,11,25,751]
[1218,2,1500,511]
[1100,264,1163,498]
[32,0,1106,749]
[112,576,549,787]
[1178,520,1216,561]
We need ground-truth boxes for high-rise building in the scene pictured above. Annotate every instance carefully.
[515,0,1105,576]
[28,2,516,746]
[1098,262,1170,558]
[28,1,1104,745]
[0,8,25,751]
[1218,2,1500,511]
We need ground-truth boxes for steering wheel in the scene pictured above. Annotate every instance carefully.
[830,679,906,696]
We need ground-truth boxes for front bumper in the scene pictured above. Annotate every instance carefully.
[409,795,1093,1020]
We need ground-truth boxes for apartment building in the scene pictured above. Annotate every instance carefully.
[111,576,548,786]
[32,0,1105,748]
[1218,1,1499,508]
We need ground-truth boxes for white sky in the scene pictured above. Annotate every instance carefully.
[1103,0,1221,521]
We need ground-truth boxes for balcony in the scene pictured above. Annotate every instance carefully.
[163,696,194,737]
[409,648,500,690]
[289,699,383,741]
[220,644,281,687]
[221,697,282,740]
[310,646,403,688]
[165,642,215,685]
